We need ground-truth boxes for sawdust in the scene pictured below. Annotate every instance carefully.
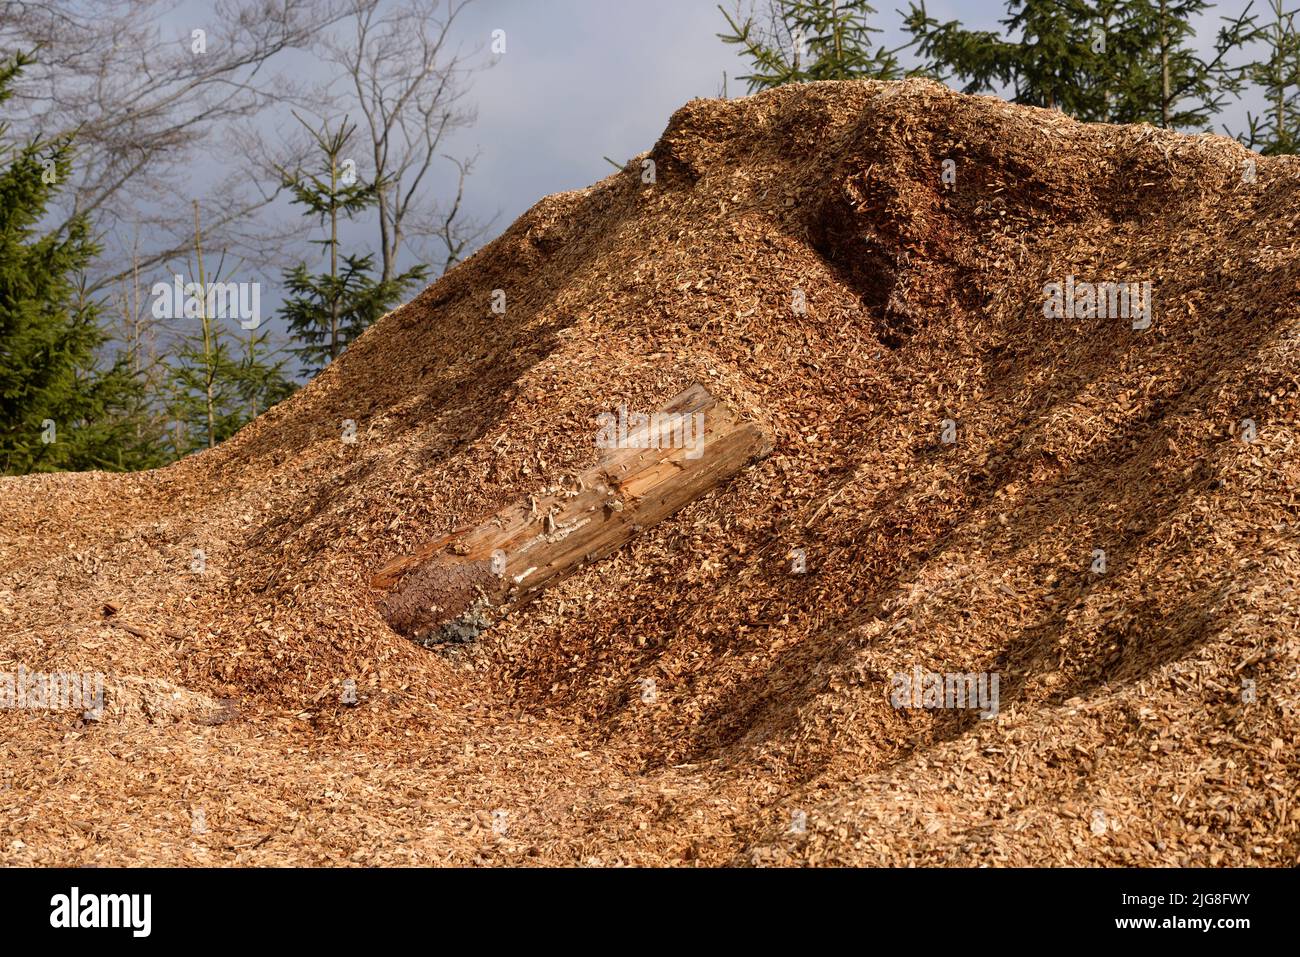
[1,78,1298,866]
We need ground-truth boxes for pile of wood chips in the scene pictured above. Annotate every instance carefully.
[1,78,1297,866]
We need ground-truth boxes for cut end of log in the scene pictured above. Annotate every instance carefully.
[380,556,498,645]
[372,384,771,644]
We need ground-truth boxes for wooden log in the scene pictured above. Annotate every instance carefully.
[371,384,772,645]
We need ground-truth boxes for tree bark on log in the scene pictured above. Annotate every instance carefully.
[371,384,772,645]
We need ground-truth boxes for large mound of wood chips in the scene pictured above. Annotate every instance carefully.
[2,79,1297,866]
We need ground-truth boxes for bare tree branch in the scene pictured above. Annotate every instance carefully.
[316,0,488,281]
[1,0,350,293]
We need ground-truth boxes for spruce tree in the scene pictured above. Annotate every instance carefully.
[163,202,294,456]
[108,249,172,467]
[277,114,426,376]
[1229,0,1300,153]
[235,324,296,423]
[902,0,1103,117]
[903,0,1252,128]
[717,0,915,92]
[0,53,155,474]
[1097,0,1251,128]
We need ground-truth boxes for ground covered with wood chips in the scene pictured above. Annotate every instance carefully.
[2,79,1298,866]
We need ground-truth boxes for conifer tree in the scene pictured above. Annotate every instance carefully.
[108,247,171,467]
[903,0,1253,128]
[1229,0,1300,152]
[717,0,915,92]
[0,53,154,474]
[277,114,426,376]
[163,202,294,456]
[236,325,297,423]
[1099,0,1250,128]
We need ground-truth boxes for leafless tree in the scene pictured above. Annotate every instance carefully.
[0,0,348,293]
[317,0,492,278]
